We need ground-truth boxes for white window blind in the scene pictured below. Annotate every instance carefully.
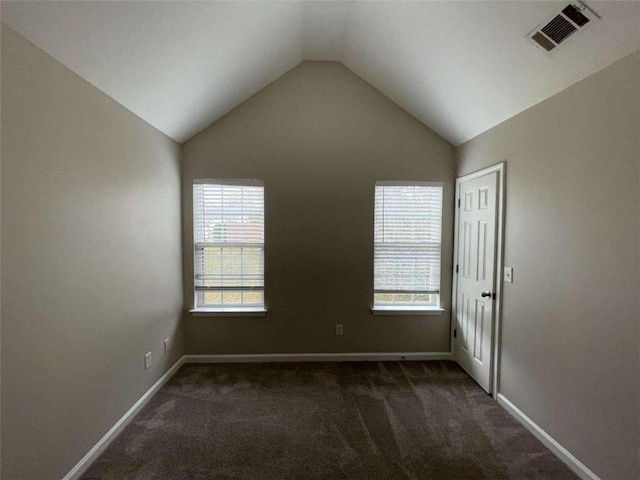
[374,183,443,306]
[193,180,264,308]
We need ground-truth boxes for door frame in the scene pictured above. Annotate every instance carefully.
[451,162,506,399]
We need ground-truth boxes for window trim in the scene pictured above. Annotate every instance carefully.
[370,306,445,316]
[190,307,267,317]
[192,179,265,313]
[373,181,444,310]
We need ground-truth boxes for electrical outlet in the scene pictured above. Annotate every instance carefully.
[144,351,152,370]
[335,324,343,336]
[163,338,170,354]
[504,267,514,283]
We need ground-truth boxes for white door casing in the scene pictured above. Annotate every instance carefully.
[454,170,499,393]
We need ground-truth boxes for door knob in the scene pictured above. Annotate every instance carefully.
[481,291,492,298]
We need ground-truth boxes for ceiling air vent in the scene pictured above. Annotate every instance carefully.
[527,1,600,54]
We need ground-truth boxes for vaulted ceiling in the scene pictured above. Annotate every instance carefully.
[2,1,639,145]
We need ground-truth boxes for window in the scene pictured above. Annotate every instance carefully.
[373,182,443,311]
[193,180,264,312]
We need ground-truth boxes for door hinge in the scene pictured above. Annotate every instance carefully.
[455,265,459,273]
[457,198,461,208]
[453,328,457,338]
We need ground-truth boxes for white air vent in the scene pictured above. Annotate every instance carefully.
[527,1,600,54]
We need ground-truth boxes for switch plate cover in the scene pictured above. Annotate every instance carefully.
[504,267,513,283]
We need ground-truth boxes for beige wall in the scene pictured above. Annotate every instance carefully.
[457,51,640,480]
[182,62,455,354]
[0,26,184,479]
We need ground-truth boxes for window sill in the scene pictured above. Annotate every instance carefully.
[371,306,445,316]
[190,308,267,317]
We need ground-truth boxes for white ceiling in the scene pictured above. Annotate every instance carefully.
[2,1,639,145]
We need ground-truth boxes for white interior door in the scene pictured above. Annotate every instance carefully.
[454,171,498,393]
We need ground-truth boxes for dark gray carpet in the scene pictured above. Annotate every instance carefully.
[82,361,577,479]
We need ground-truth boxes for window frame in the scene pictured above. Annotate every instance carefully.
[190,179,266,316]
[371,181,445,315]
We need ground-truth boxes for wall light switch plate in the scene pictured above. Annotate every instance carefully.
[504,267,513,283]
[335,324,343,336]
[145,351,152,370]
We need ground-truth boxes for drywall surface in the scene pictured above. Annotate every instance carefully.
[182,62,455,354]
[457,50,640,480]
[1,26,184,479]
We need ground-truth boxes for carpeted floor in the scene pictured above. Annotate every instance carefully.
[82,361,577,479]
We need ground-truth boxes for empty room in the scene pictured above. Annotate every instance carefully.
[1,1,638,479]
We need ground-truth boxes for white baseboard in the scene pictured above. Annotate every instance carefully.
[63,355,186,480]
[497,394,600,480]
[184,352,452,363]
